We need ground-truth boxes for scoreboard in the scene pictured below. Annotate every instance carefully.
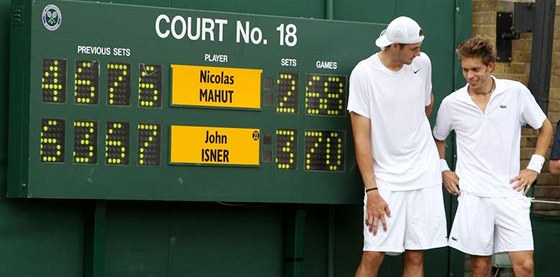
[8,0,383,203]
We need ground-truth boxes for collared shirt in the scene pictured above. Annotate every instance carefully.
[433,76,546,197]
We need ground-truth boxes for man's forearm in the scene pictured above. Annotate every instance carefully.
[425,93,434,118]
[435,139,446,159]
[354,139,376,189]
[350,112,377,189]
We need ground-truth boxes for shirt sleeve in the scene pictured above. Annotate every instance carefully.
[433,98,452,141]
[347,63,371,118]
[519,84,546,129]
[422,54,433,106]
[550,121,560,160]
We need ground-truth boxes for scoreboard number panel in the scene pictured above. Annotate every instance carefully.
[276,73,298,114]
[74,60,99,105]
[304,130,345,172]
[73,120,98,164]
[8,0,382,203]
[107,63,131,106]
[138,123,161,166]
[138,64,162,108]
[305,74,347,116]
[40,119,65,163]
[105,121,129,165]
[275,129,297,170]
[42,59,66,103]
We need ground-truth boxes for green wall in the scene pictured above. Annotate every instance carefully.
[0,0,477,276]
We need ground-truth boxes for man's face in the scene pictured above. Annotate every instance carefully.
[461,57,494,90]
[394,43,422,65]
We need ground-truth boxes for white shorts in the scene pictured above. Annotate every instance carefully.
[448,191,533,255]
[362,185,447,254]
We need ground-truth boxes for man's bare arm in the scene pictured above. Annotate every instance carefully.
[511,118,553,192]
[350,112,391,235]
[435,138,460,195]
[425,93,435,118]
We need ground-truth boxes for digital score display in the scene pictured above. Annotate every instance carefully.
[304,130,345,172]
[138,64,162,108]
[138,123,161,165]
[40,119,65,163]
[107,63,131,106]
[74,60,99,104]
[277,73,298,114]
[73,120,97,164]
[305,74,347,116]
[7,1,378,203]
[105,121,129,165]
[42,59,66,103]
[275,129,297,170]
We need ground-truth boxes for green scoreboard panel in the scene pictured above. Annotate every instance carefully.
[8,0,383,203]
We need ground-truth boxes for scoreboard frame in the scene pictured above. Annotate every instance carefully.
[8,0,383,204]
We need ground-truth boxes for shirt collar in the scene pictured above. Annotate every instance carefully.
[457,76,504,103]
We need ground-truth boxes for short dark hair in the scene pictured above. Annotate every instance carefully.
[456,35,496,66]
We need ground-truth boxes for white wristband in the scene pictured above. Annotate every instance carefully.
[527,154,545,173]
[440,159,450,172]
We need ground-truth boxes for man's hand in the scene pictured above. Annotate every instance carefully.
[442,170,460,195]
[510,169,538,194]
[365,191,391,235]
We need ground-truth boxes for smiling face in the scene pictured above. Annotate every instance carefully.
[461,56,495,92]
[455,36,497,93]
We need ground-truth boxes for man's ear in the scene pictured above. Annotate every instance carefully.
[487,61,496,73]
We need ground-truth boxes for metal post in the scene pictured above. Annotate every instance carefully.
[527,0,556,113]
[284,207,306,277]
[84,201,107,277]
[325,0,334,20]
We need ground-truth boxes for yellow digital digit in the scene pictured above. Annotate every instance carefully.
[74,60,99,105]
[275,129,297,170]
[105,121,129,165]
[42,59,66,103]
[304,130,345,171]
[276,73,298,114]
[73,120,97,164]
[137,123,161,166]
[107,63,131,106]
[40,119,65,163]
[305,74,347,116]
[138,64,162,108]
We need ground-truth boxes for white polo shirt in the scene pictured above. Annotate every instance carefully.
[433,77,546,197]
[348,52,441,191]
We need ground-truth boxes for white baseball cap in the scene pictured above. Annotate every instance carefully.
[375,16,425,47]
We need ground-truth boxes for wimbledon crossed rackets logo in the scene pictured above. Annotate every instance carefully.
[42,4,62,31]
